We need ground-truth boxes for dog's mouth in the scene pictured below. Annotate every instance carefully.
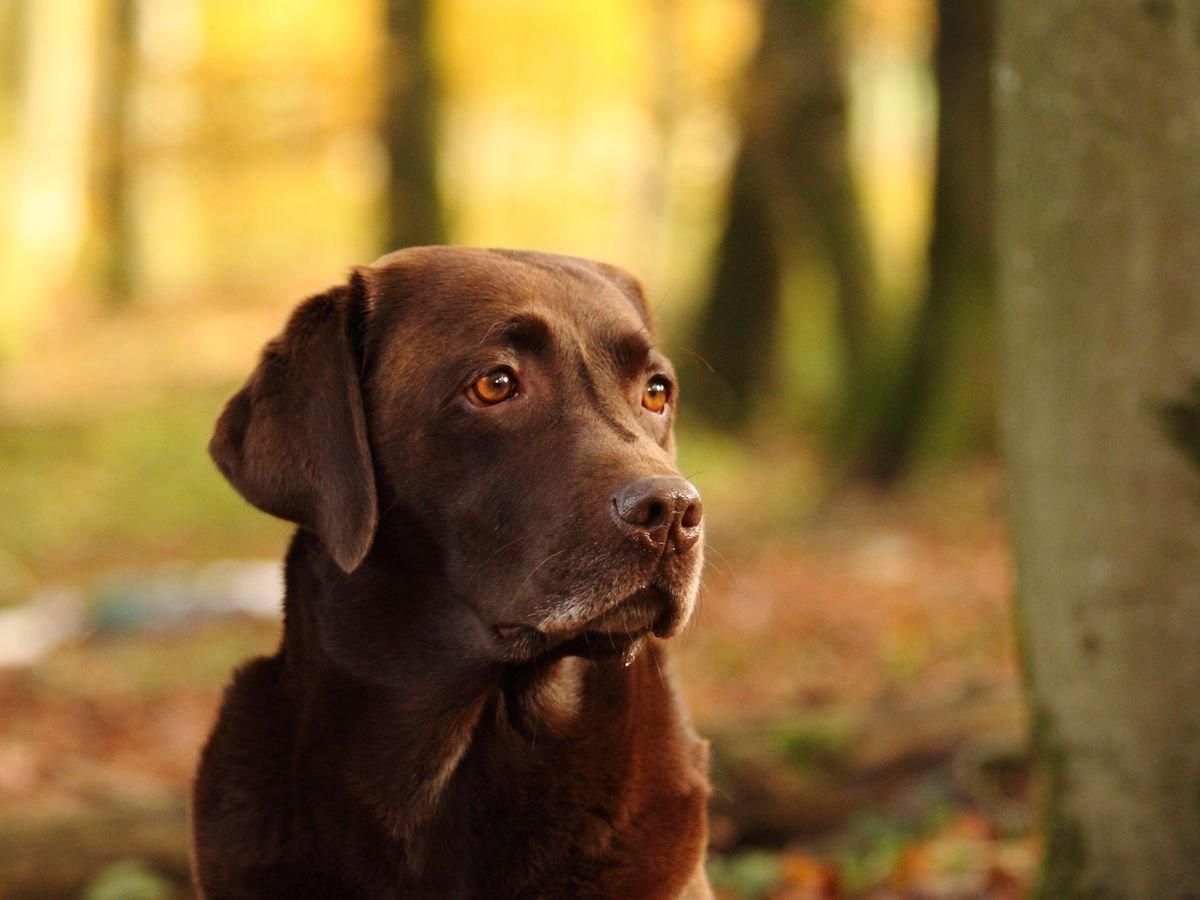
[582,585,669,635]
[493,585,677,666]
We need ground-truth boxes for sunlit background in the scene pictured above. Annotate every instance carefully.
[0,2,1022,897]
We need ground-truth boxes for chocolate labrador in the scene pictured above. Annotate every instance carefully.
[191,247,711,898]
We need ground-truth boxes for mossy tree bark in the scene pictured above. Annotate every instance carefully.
[997,2,1200,897]
[692,0,873,428]
[382,0,446,252]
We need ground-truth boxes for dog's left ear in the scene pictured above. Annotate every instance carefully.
[210,272,377,572]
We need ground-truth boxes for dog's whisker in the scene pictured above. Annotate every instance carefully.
[650,646,666,690]
[700,556,733,587]
[478,318,509,345]
[703,542,742,588]
[487,512,589,563]
[516,547,572,593]
[677,345,716,374]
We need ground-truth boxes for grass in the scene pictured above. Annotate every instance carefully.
[0,386,290,605]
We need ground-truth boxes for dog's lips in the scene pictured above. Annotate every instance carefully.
[582,585,669,636]
[493,586,676,665]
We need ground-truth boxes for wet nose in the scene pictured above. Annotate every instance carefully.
[612,476,703,554]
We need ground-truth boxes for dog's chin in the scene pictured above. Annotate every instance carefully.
[493,585,688,666]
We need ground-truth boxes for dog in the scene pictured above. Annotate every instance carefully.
[191,247,712,898]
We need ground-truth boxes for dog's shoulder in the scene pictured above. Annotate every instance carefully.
[191,654,295,879]
[197,652,291,778]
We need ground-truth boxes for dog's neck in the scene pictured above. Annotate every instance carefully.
[276,530,642,844]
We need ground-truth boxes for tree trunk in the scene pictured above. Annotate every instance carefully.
[691,0,873,428]
[0,1,26,131]
[0,0,99,355]
[381,0,445,252]
[859,0,994,482]
[997,3,1200,897]
[94,0,137,307]
[639,0,682,293]
[765,0,875,422]
[693,149,782,426]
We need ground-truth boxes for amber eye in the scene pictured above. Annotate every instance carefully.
[642,375,671,413]
[468,367,518,406]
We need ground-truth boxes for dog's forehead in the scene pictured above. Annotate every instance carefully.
[367,246,647,337]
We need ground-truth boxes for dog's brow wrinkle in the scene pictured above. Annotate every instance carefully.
[502,315,553,351]
[606,330,656,378]
[575,355,638,443]
[478,314,553,354]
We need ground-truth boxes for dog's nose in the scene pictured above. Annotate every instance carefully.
[612,476,703,554]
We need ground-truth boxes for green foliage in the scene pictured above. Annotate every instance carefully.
[706,850,783,899]
[45,622,276,698]
[836,811,917,892]
[83,859,175,900]
[768,716,853,773]
[0,388,288,603]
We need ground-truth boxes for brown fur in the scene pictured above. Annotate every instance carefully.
[192,247,712,898]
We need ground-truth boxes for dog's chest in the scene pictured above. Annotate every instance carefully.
[390,705,709,898]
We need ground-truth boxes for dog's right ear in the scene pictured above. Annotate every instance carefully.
[209,273,378,572]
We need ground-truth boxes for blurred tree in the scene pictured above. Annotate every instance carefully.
[998,2,1200,897]
[2,0,99,352]
[691,0,874,428]
[0,1,25,136]
[381,0,446,251]
[640,0,683,291]
[93,0,137,306]
[858,0,994,482]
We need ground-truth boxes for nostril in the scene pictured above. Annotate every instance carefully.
[642,500,668,528]
[680,500,703,529]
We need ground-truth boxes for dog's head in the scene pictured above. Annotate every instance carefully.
[211,247,703,664]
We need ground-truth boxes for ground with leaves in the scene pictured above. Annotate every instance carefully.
[0,463,1034,899]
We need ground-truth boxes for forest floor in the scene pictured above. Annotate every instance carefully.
[0,455,1035,899]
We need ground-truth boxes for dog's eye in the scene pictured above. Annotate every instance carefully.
[642,375,671,414]
[468,367,518,406]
